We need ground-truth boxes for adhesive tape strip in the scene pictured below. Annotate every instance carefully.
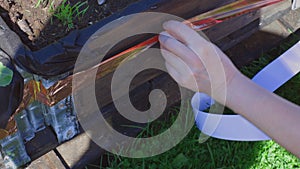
[192,41,300,141]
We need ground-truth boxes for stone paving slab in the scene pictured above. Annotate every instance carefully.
[26,151,66,169]
[260,0,291,26]
[279,8,300,32]
[56,133,104,169]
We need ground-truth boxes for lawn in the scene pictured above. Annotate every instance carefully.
[86,34,300,169]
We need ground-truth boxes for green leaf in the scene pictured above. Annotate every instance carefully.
[0,62,13,87]
[172,153,188,168]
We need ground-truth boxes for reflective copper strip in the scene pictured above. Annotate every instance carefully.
[5,0,284,135]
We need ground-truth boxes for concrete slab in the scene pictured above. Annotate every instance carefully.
[260,0,291,26]
[279,8,300,32]
[56,131,104,169]
[262,20,291,37]
[26,151,66,169]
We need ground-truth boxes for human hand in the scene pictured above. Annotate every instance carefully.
[159,20,241,98]
[159,21,300,158]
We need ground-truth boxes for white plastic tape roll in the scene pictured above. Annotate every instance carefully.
[192,41,300,141]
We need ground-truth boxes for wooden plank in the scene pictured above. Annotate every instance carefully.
[205,11,260,43]
[224,0,291,68]
[83,0,268,109]
[217,19,260,51]
[102,0,237,58]
[216,0,290,51]
[100,0,274,61]
[48,0,240,107]
[226,19,291,68]
[95,69,164,108]
[148,0,236,19]
[26,151,66,169]
[103,0,287,57]
[48,0,278,109]
[56,73,181,169]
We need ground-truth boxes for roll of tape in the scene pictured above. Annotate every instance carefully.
[192,41,300,141]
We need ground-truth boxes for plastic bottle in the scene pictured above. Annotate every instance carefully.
[14,110,35,142]
[26,101,46,132]
[0,132,31,168]
[47,96,79,143]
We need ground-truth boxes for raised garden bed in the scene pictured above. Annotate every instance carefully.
[0,0,297,168]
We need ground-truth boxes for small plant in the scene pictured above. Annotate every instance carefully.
[34,0,45,8]
[52,0,89,30]
[34,0,53,8]
[0,62,13,87]
[34,0,42,8]
[48,0,55,12]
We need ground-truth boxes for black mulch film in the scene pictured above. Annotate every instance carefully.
[0,0,162,128]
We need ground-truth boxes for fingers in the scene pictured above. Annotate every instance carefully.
[159,20,240,95]
[159,32,201,69]
[162,20,208,48]
[160,20,229,71]
[165,62,183,83]
[161,20,218,63]
[161,46,193,75]
[165,58,202,92]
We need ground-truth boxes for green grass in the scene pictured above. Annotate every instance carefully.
[86,34,300,168]
[34,0,55,11]
[51,0,89,30]
[87,124,300,169]
[34,0,44,8]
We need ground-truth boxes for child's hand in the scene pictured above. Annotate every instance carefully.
[159,21,300,159]
[159,20,240,97]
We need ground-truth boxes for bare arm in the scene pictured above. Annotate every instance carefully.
[159,20,300,158]
[228,73,300,157]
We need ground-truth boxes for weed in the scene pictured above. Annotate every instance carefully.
[34,0,55,9]
[34,0,46,8]
[34,0,42,8]
[49,0,55,12]
[51,0,89,30]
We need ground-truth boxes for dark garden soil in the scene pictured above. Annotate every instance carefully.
[0,0,139,50]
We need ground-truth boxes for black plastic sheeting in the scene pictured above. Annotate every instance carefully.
[13,0,164,78]
[0,0,164,128]
[0,50,23,128]
[0,16,24,128]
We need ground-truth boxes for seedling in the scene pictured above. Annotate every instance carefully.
[52,0,89,30]
[34,0,51,8]
[34,0,42,8]
[34,0,44,8]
